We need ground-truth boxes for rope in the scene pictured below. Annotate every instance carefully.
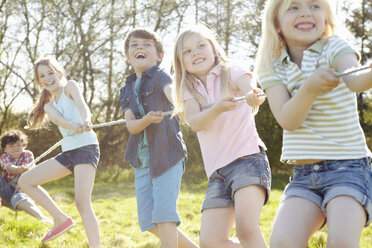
[26,119,128,169]
[334,66,371,77]
[26,112,173,169]
[201,93,265,109]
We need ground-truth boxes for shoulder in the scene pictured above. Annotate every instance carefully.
[23,150,34,157]
[228,64,252,82]
[44,101,54,112]
[0,153,8,160]
[152,68,172,89]
[153,68,171,80]
[65,80,79,93]
[324,35,356,52]
[119,84,129,98]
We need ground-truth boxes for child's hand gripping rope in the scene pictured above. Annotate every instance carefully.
[200,92,266,109]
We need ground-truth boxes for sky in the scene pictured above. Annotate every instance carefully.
[9,0,361,113]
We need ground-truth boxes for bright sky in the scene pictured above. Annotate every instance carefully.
[10,0,361,113]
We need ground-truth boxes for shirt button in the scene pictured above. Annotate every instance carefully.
[143,102,147,106]
[146,92,149,96]
[313,165,320,171]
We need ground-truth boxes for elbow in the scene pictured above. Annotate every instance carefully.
[279,121,301,132]
[188,121,203,133]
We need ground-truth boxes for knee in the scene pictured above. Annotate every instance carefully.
[17,174,28,190]
[327,237,356,248]
[199,233,217,248]
[75,197,91,213]
[235,223,260,243]
[270,232,294,248]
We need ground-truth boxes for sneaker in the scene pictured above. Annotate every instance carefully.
[42,217,75,242]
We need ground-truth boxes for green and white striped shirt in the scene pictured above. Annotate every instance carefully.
[259,35,371,162]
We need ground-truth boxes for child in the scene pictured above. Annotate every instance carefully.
[173,24,271,248]
[18,57,101,247]
[119,28,198,248]
[255,0,372,247]
[0,129,51,223]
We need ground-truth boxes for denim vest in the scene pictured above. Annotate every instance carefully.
[119,65,187,178]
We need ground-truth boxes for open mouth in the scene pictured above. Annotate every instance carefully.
[295,23,315,31]
[135,53,146,59]
[46,81,55,86]
[193,58,205,65]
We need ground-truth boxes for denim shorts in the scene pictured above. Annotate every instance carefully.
[0,176,34,209]
[201,148,271,212]
[11,191,34,210]
[55,144,100,173]
[282,157,372,226]
[134,159,184,232]
[0,175,14,208]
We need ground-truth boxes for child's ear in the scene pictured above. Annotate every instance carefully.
[157,52,164,63]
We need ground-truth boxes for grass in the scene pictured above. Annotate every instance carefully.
[0,167,371,247]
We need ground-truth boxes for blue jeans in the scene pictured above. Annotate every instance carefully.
[134,160,184,232]
[282,157,372,226]
[0,175,14,208]
[202,149,271,211]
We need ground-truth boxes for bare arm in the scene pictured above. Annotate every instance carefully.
[163,84,173,104]
[335,53,372,92]
[125,108,164,134]
[65,80,92,130]
[184,95,238,132]
[266,68,340,131]
[235,74,265,107]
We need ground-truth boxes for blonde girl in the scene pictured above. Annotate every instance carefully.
[173,24,271,248]
[255,0,372,247]
[18,57,101,247]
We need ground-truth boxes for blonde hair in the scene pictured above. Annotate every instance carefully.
[254,0,340,75]
[27,57,65,129]
[173,23,236,120]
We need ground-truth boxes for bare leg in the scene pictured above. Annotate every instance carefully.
[270,197,325,248]
[234,185,267,248]
[199,207,241,248]
[18,158,71,230]
[326,196,365,248]
[74,164,100,248]
[16,199,51,222]
[149,226,199,248]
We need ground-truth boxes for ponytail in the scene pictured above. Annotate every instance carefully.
[27,89,53,129]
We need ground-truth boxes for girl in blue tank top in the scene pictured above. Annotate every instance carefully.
[18,57,101,247]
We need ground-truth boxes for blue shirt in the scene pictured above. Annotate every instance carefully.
[119,65,187,178]
[134,78,150,168]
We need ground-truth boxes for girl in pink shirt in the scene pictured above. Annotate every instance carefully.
[173,23,271,248]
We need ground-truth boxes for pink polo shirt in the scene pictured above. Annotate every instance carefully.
[183,64,266,178]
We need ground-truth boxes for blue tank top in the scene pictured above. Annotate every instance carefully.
[53,87,98,151]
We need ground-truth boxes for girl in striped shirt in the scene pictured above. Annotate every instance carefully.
[255,0,372,247]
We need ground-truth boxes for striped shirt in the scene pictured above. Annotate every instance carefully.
[259,35,371,162]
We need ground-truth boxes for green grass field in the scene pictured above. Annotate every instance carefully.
[0,168,371,247]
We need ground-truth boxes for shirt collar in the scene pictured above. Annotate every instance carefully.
[279,40,324,65]
[126,65,159,82]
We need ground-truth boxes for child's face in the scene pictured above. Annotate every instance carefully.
[181,33,216,80]
[37,64,63,92]
[4,141,24,159]
[277,0,326,49]
[127,37,162,76]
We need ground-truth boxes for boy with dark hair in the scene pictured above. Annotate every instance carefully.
[0,129,50,223]
[119,28,198,248]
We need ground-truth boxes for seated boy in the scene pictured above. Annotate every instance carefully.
[0,129,51,223]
